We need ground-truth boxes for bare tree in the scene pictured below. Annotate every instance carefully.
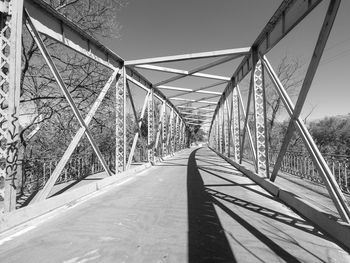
[20,0,127,158]
[264,56,303,151]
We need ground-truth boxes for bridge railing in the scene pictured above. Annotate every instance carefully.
[17,153,112,197]
[17,147,150,199]
[208,0,350,223]
[242,150,350,194]
[269,151,350,194]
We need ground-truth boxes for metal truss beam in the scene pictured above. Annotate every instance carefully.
[262,52,350,223]
[230,0,323,85]
[147,89,155,163]
[183,117,211,121]
[127,92,149,169]
[186,122,211,126]
[177,105,215,110]
[125,47,250,65]
[1,0,24,212]
[181,112,213,117]
[232,88,241,161]
[135,64,230,81]
[171,97,217,105]
[24,0,122,69]
[162,103,167,156]
[210,0,327,131]
[252,55,269,177]
[153,55,235,87]
[25,11,113,202]
[39,70,120,201]
[125,68,187,126]
[237,85,256,163]
[154,101,165,155]
[171,81,226,98]
[158,85,221,95]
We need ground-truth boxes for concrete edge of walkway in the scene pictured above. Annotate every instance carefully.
[209,147,350,251]
[0,162,153,234]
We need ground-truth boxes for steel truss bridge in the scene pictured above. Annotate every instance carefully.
[0,0,350,260]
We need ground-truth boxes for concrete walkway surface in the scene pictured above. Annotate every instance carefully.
[0,147,349,262]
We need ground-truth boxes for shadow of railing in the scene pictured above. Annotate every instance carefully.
[187,148,331,262]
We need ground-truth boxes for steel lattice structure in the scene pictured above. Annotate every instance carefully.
[0,0,350,250]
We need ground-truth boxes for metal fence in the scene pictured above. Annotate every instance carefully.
[18,152,114,197]
[269,151,350,194]
[17,147,151,199]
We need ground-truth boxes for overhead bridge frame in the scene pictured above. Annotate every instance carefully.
[0,0,349,233]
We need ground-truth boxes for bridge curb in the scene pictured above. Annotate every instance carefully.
[210,147,350,251]
[0,162,152,234]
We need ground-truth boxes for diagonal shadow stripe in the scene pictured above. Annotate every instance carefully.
[210,197,303,263]
[206,188,325,239]
[198,166,274,200]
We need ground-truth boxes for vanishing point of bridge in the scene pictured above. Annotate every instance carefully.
[0,0,350,262]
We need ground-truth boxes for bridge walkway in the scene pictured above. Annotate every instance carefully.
[0,147,349,262]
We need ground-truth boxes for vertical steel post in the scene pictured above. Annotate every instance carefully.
[162,102,167,156]
[227,89,233,157]
[221,105,225,154]
[224,97,229,155]
[0,0,24,212]
[147,88,154,163]
[216,111,219,152]
[182,123,186,149]
[253,51,269,177]
[170,108,174,154]
[179,120,183,150]
[216,117,218,151]
[116,66,126,173]
[175,114,179,152]
[232,88,241,162]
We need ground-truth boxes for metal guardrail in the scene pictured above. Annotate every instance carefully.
[269,151,350,194]
[17,148,150,198]
[18,153,112,196]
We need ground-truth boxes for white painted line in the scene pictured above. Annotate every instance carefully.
[0,225,36,246]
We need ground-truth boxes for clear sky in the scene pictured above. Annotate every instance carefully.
[104,0,350,121]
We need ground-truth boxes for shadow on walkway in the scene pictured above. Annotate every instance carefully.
[187,148,317,263]
[187,148,237,263]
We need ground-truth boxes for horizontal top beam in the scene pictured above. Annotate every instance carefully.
[186,121,211,125]
[183,116,211,121]
[171,97,218,105]
[136,64,230,81]
[125,47,250,65]
[178,105,215,110]
[180,112,213,117]
[158,85,221,95]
